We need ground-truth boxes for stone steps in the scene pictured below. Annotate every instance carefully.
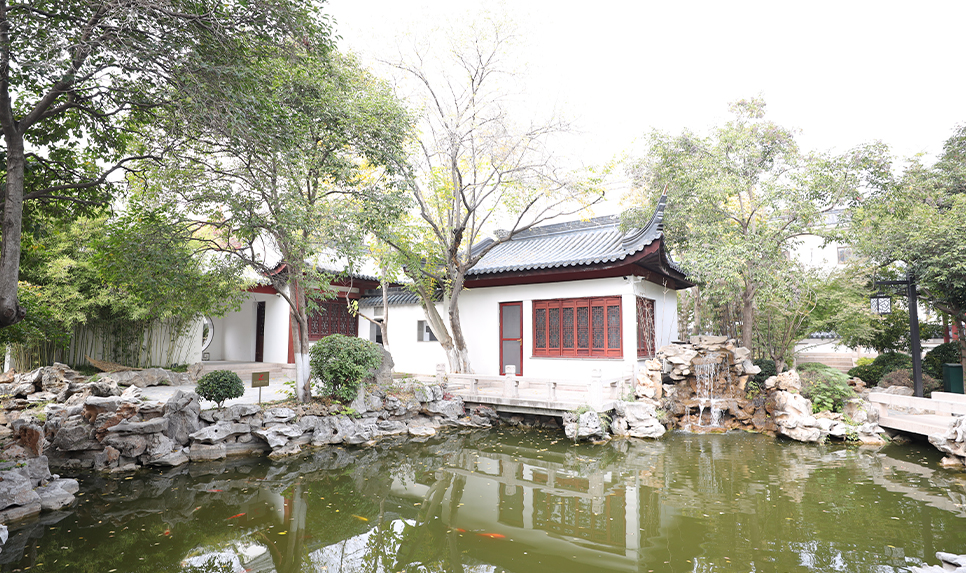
[797,353,856,373]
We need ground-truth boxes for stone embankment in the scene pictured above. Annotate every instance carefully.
[564,336,888,446]
[0,361,493,523]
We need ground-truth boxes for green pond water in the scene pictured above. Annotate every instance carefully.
[3,430,966,573]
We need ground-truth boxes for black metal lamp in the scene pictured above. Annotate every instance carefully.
[870,292,892,315]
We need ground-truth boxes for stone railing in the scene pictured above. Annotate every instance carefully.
[427,365,632,411]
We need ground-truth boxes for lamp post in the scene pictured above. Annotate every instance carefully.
[872,269,923,397]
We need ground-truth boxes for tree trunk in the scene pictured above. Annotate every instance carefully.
[289,278,311,402]
[0,129,26,327]
[447,292,471,373]
[741,283,755,351]
[379,278,390,354]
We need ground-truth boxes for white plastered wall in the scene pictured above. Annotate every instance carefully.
[206,288,291,363]
[358,276,680,378]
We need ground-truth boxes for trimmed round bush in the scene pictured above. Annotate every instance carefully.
[195,370,245,409]
[310,334,384,403]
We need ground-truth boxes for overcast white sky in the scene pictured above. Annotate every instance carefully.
[327,0,965,205]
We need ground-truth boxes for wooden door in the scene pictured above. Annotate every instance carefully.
[500,302,523,375]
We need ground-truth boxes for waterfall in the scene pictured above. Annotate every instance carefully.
[694,355,724,428]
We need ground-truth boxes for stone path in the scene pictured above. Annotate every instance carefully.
[140,376,296,408]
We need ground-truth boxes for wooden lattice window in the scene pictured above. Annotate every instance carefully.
[533,296,621,358]
[307,299,358,341]
[636,296,656,358]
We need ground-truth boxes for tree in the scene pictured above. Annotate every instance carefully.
[847,124,966,373]
[2,209,245,368]
[625,98,891,355]
[144,42,412,400]
[380,17,605,373]
[0,0,320,328]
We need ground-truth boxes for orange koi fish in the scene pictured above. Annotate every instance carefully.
[351,515,368,522]
[227,513,246,520]
[477,533,506,539]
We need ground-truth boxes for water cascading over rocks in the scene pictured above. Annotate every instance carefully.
[628,335,885,444]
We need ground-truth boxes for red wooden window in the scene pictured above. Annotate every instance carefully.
[636,296,656,358]
[307,299,358,341]
[533,297,622,358]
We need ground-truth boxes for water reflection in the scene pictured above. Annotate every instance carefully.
[3,432,965,573]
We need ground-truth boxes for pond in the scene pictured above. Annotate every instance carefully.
[3,430,966,573]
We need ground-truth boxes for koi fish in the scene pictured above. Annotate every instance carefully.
[227,513,246,520]
[206,489,223,493]
[163,529,171,536]
[455,528,466,533]
[351,515,368,522]
[477,533,506,539]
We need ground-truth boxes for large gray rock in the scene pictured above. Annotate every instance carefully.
[565,411,605,441]
[188,443,227,462]
[423,397,464,420]
[614,400,666,439]
[36,482,75,511]
[165,390,202,445]
[103,433,148,458]
[189,422,251,444]
[0,471,40,511]
[262,408,296,426]
[929,416,966,462]
[765,370,802,392]
[344,419,379,444]
[252,424,304,449]
[107,417,167,436]
[843,398,879,425]
[106,368,175,388]
[310,416,356,446]
[50,417,100,452]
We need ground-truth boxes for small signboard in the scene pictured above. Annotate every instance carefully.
[252,371,270,388]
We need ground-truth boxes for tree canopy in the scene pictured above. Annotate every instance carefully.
[626,98,890,361]
[139,32,413,400]
[846,124,966,371]
[0,0,325,328]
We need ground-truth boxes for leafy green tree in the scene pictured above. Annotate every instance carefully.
[142,40,412,400]
[0,0,320,328]
[379,17,606,373]
[626,98,891,355]
[847,124,966,373]
[3,211,245,368]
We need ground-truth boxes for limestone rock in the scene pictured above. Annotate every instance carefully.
[627,418,666,439]
[252,424,304,449]
[102,434,148,458]
[423,397,464,420]
[929,416,966,462]
[93,446,121,471]
[564,411,604,441]
[408,422,437,437]
[190,422,251,444]
[50,417,100,452]
[188,443,227,462]
[262,408,296,426]
[0,471,40,511]
[36,483,75,511]
[164,390,202,445]
[145,450,189,467]
[765,370,801,392]
[842,398,879,425]
[107,417,167,436]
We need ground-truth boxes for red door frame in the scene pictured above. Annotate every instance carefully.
[499,301,523,376]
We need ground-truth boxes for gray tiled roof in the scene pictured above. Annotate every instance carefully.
[358,287,440,308]
[468,196,668,275]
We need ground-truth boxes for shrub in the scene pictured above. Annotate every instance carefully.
[310,334,384,403]
[196,370,245,409]
[798,362,855,413]
[749,358,776,394]
[847,351,913,385]
[923,342,962,379]
[879,369,942,396]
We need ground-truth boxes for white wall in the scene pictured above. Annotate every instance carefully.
[359,276,680,379]
[206,290,291,363]
[358,302,448,375]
